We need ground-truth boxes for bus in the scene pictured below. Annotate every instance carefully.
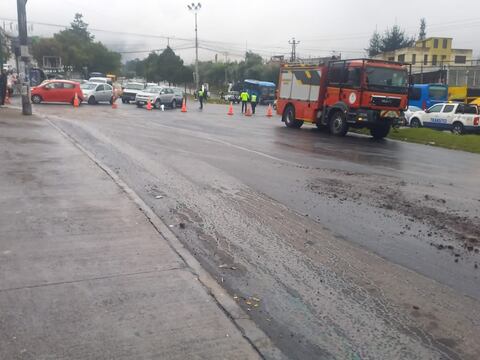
[408,84,448,109]
[243,79,276,104]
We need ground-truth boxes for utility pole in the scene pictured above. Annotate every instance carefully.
[17,0,32,115]
[187,2,201,91]
[289,37,300,62]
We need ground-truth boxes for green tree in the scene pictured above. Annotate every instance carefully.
[419,18,426,41]
[380,25,415,53]
[0,30,11,66]
[367,30,382,57]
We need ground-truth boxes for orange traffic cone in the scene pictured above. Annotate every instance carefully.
[227,102,234,116]
[73,93,80,108]
[266,104,273,117]
[181,98,187,112]
[146,99,152,111]
[245,103,252,117]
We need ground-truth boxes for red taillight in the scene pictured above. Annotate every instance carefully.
[422,100,426,110]
[474,117,479,126]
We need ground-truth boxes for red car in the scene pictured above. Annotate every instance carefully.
[31,80,84,105]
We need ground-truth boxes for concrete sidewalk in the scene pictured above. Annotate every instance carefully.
[0,108,262,359]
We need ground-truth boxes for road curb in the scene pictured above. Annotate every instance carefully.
[46,116,286,360]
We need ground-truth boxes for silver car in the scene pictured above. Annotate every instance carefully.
[136,87,184,109]
[81,82,114,105]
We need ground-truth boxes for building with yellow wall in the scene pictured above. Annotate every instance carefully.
[374,37,473,71]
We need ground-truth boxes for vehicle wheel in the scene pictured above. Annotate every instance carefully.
[329,111,349,136]
[171,99,177,109]
[370,123,391,139]
[154,99,161,109]
[282,105,303,128]
[109,97,114,105]
[410,118,421,128]
[136,103,143,108]
[451,122,464,135]
[31,95,42,104]
[88,96,96,105]
[121,98,126,104]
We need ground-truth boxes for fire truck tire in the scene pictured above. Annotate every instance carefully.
[329,111,348,136]
[370,123,391,139]
[283,105,303,129]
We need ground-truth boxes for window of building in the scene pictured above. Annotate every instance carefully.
[411,54,416,65]
[442,39,448,49]
[422,41,426,48]
[441,55,447,63]
[388,56,395,61]
[432,55,438,66]
[398,54,405,63]
[433,39,439,48]
[424,54,428,65]
[455,56,466,64]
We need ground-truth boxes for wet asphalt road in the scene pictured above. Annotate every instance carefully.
[31,101,480,359]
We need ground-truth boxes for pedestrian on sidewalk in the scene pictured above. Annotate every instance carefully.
[251,92,258,114]
[240,90,249,113]
[0,69,7,106]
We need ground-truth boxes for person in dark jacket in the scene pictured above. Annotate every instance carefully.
[0,69,7,106]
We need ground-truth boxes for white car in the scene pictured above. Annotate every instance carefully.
[403,105,423,126]
[81,82,114,105]
[409,103,480,134]
[121,82,145,104]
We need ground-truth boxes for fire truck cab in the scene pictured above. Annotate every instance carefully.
[276,59,409,139]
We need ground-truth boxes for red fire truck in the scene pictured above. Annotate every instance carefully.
[276,59,409,139]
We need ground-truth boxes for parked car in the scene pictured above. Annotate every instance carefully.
[223,91,240,103]
[409,102,480,134]
[402,105,423,126]
[88,77,113,86]
[31,80,84,105]
[81,82,114,105]
[121,82,146,104]
[135,87,184,109]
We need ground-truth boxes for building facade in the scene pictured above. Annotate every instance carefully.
[374,37,473,72]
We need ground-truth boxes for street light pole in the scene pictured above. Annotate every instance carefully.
[16,0,32,115]
[187,2,201,91]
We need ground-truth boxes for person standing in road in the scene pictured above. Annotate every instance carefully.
[198,88,204,110]
[0,69,7,106]
[240,90,249,113]
[251,92,258,114]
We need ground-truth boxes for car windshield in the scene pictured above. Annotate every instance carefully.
[81,83,97,90]
[146,87,162,94]
[409,106,422,112]
[365,66,408,93]
[126,83,145,90]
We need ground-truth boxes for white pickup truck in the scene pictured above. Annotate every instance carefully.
[409,102,480,134]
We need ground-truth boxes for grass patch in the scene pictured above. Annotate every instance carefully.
[349,127,480,153]
[387,128,480,153]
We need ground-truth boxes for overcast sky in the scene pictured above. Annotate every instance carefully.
[1,0,479,63]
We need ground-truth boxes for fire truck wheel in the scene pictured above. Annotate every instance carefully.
[283,105,303,128]
[370,123,391,139]
[329,111,349,136]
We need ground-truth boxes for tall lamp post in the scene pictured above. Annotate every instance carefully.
[187,2,201,92]
[17,0,32,115]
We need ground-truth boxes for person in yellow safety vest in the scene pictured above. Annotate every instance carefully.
[250,92,258,114]
[240,90,249,113]
[198,88,205,110]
